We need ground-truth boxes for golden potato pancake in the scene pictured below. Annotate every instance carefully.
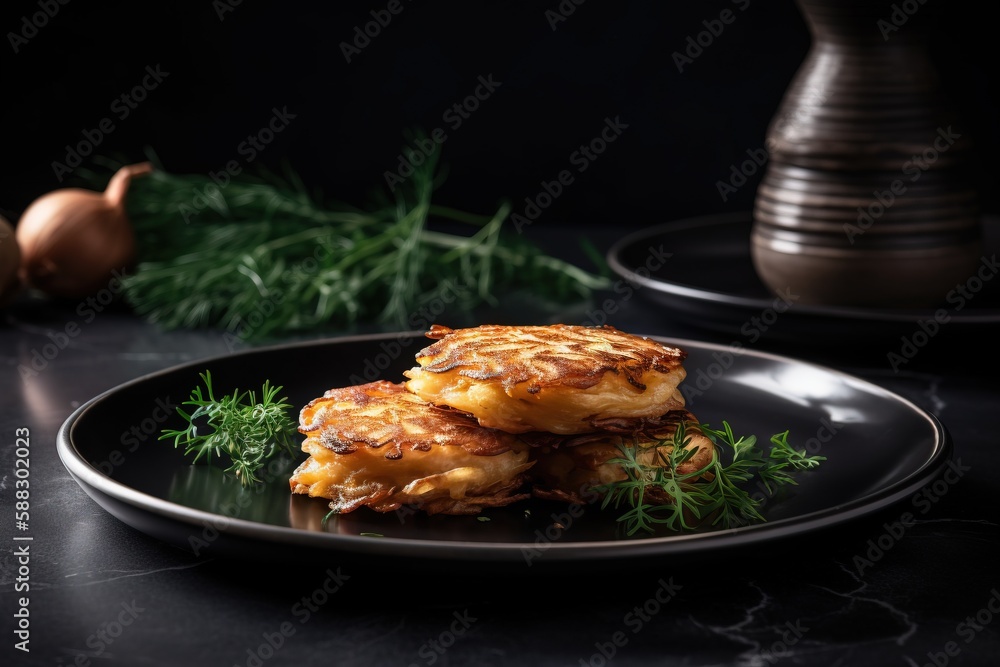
[289,381,533,515]
[528,410,715,505]
[403,324,687,434]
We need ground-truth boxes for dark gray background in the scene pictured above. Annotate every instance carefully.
[3,0,998,227]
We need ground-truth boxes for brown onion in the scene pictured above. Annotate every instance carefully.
[16,162,152,299]
[1,215,21,305]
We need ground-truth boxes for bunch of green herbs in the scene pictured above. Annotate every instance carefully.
[85,142,609,340]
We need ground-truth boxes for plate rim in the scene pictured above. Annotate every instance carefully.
[606,212,1000,324]
[56,330,953,563]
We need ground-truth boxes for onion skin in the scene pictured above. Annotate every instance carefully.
[16,162,152,299]
[1,215,21,306]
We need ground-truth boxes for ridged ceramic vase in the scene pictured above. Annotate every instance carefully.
[751,0,982,308]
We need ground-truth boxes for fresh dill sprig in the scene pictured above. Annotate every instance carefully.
[594,420,826,536]
[160,370,298,487]
[84,136,610,340]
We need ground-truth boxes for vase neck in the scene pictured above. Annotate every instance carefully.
[796,0,931,45]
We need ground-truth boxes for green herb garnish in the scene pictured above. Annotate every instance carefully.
[84,136,609,340]
[160,370,297,486]
[594,420,826,536]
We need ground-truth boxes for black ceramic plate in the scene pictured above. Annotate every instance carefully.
[606,212,1000,341]
[57,331,950,572]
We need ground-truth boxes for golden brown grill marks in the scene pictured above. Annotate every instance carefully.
[299,380,517,458]
[416,323,686,393]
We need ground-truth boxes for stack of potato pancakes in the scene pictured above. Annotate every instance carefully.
[290,324,715,516]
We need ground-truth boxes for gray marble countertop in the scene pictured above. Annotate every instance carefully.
[2,238,998,667]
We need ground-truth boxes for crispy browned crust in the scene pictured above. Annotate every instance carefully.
[292,381,536,516]
[414,323,686,393]
[529,410,706,447]
[531,487,585,504]
[392,481,531,516]
[289,451,532,516]
[291,325,706,517]
[299,380,517,458]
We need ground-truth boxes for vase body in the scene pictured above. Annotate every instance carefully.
[751,0,982,308]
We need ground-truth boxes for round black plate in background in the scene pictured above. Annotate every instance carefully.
[606,212,1000,342]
